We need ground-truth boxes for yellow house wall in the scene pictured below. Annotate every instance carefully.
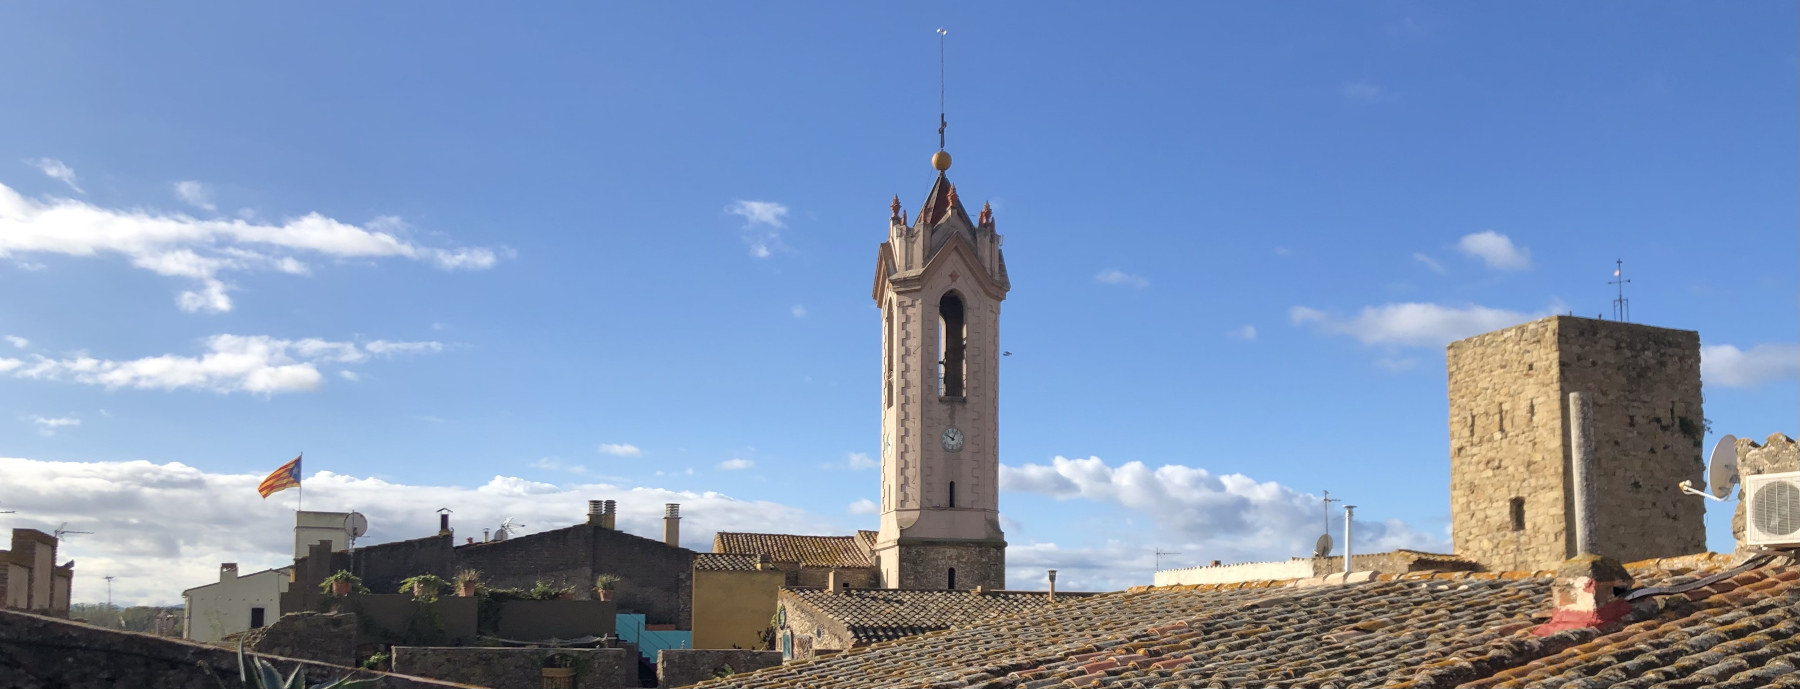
[691,568,784,650]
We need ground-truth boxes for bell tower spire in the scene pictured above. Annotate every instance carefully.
[870,31,1010,589]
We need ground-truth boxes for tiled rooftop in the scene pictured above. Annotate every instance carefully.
[694,553,765,572]
[694,554,1800,689]
[785,588,1084,644]
[714,532,874,569]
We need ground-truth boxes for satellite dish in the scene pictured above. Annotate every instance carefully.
[344,512,369,539]
[1313,533,1333,559]
[1708,434,1740,499]
[494,517,523,541]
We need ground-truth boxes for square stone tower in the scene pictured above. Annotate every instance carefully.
[1447,316,1706,571]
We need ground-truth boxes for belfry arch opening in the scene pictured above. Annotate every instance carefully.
[938,292,966,397]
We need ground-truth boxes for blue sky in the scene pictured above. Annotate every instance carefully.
[1,3,1795,605]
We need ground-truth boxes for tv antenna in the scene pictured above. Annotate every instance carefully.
[1314,491,1338,558]
[1609,259,1631,322]
[494,517,524,541]
[1681,434,1739,502]
[54,522,93,540]
[1154,549,1183,570]
[104,575,115,610]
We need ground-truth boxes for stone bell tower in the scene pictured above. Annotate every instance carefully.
[871,147,1010,590]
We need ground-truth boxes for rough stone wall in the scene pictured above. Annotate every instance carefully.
[791,567,878,590]
[1732,433,1799,552]
[1554,318,1705,563]
[0,608,460,689]
[1448,316,1705,571]
[242,611,358,667]
[657,649,782,688]
[349,534,458,596]
[391,646,636,689]
[774,592,851,660]
[894,541,1005,590]
[1448,317,1569,572]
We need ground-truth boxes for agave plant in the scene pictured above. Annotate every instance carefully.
[234,639,382,689]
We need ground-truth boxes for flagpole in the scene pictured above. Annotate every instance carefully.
[297,451,304,513]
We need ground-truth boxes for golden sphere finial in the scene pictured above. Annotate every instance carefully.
[932,149,952,172]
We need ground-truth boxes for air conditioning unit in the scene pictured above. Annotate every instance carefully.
[1743,471,1800,547]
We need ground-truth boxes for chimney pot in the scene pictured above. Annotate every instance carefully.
[599,500,618,529]
[827,570,841,593]
[1211,560,1222,567]
[662,503,681,547]
[1047,569,1057,602]
[221,563,238,582]
[439,512,451,535]
[588,500,605,526]
[1533,554,1635,636]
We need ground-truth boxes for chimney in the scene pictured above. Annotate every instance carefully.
[1210,560,1222,567]
[1343,505,1356,576]
[482,528,490,542]
[1047,569,1057,602]
[827,570,841,593]
[220,563,238,582]
[439,511,452,536]
[663,503,680,547]
[601,500,617,530]
[588,500,606,526]
[1569,392,1598,556]
[1534,555,1635,636]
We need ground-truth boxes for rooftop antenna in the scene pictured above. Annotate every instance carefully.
[54,522,92,540]
[1314,491,1338,558]
[494,517,524,541]
[1609,259,1631,322]
[1154,548,1183,570]
[104,575,115,610]
[937,27,948,152]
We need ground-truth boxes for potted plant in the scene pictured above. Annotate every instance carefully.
[593,574,621,601]
[541,652,577,689]
[454,569,482,597]
[319,570,366,597]
[400,574,449,601]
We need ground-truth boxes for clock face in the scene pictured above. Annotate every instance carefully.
[941,427,964,452]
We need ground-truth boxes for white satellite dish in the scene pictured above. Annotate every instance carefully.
[1313,533,1333,559]
[1708,434,1740,499]
[344,512,369,539]
[494,517,523,541]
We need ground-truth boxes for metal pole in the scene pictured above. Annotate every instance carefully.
[1569,392,1597,556]
[1343,505,1357,575]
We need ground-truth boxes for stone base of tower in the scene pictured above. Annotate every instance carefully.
[874,539,1005,590]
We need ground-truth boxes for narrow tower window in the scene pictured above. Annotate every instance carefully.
[938,293,966,397]
[885,306,894,408]
[947,567,956,590]
[1509,497,1525,532]
[948,481,956,508]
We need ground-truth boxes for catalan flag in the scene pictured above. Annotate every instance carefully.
[258,455,302,498]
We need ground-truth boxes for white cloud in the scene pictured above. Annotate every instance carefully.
[1227,325,1256,341]
[726,200,789,259]
[529,457,588,475]
[716,458,754,471]
[846,452,878,470]
[26,415,80,436]
[1456,231,1532,271]
[4,335,26,349]
[29,158,82,193]
[0,181,504,313]
[1274,246,1292,257]
[1001,456,1446,564]
[337,370,360,382]
[1375,356,1419,372]
[1094,269,1149,288]
[1290,301,1550,348]
[1340,81,1384,103]
[0,456,839,605]
[173,180,216,211]
[598,443,643,457]
[3,334,444,395]
[1701,344,1800,388]
[847,498,878,515]
[1412,253,1446,274]
[791,305,807,319]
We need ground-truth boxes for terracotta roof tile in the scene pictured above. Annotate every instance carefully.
[693,552,763,572]
[783,588,1081,645]
[689,557,1800,689]
[713,531,874,568]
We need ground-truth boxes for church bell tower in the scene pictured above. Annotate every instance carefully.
[871,146,1010,590]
